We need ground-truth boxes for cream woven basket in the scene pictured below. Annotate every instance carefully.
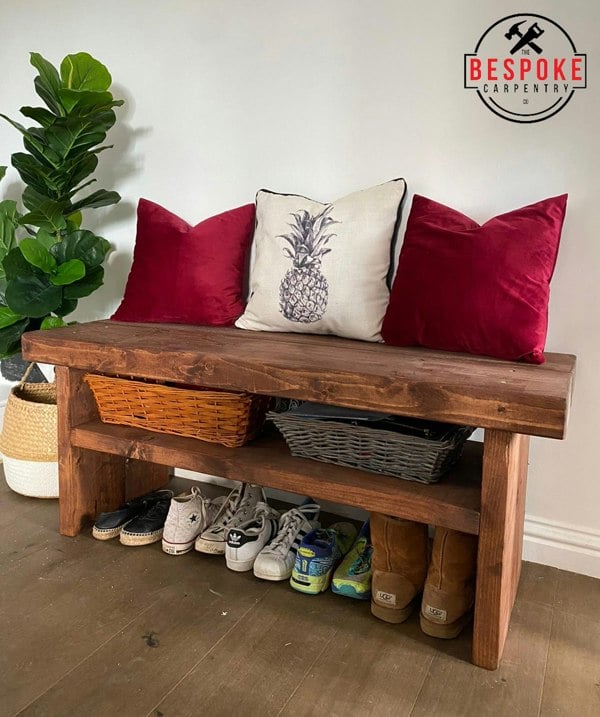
[0,376,58,499]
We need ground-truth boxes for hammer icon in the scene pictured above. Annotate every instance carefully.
[505,20,544,54]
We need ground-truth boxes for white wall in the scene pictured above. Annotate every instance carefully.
[1,0,598,576]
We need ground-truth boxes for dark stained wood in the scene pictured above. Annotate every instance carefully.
[412,599,553,717]
[71,422,483,535]
[23,320,576,438]
[2,477,600,715]
[55,367,168,536]
[472,430,530,670]
[154,587,340,716]
[540,610,600,716]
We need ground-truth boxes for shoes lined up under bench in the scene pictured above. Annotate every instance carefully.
[92,482,477,637]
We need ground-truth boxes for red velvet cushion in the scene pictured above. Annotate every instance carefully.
[382,194,568,363]
[112,199,255,325]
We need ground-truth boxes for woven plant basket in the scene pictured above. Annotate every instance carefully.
[0,376,58,498]
[85,374,270,448]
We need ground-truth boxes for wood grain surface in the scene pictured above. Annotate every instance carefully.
[23,320,575,438]
[71,422,483,535]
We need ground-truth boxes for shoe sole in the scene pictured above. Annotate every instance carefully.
[92,525,126,541]
[419,610,473,639]
[162,539,195,555]
[120,529,163,546]
[290,569,332,595]
[253,566,292,581]
[225,556,256,572]
[331,582,371,600]
[195,538,225,555]
[371,596,419,624]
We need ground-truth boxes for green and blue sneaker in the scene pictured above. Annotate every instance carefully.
[332,520,372,600]
[290,522,357,595]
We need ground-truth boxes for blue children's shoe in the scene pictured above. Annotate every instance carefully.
[331,520,372,600]
[290,522,357,595]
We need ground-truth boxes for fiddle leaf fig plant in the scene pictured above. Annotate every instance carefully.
[0,51,123,357]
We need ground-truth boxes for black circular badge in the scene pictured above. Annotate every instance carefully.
[464,13,587,123]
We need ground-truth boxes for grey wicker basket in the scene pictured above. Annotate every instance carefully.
[268,410,474,484]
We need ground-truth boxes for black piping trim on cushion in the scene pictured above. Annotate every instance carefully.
[255,178,408,291]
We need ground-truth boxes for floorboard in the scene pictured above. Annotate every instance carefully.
[0,471,599,716]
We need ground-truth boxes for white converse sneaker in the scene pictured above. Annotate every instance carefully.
[195,483,265,555]
[253,500,320,581]
[162,487,225,555]
[225,502,280,572]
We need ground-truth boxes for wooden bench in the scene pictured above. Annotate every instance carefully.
[23,320,576,670]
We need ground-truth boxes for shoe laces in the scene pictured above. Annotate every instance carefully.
[349,542,373,575]
[262,503,320,557]
[208,486,243,531]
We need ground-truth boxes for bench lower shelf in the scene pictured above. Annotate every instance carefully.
[71,421,482,535]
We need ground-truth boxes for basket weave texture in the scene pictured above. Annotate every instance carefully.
[85,374,270,447]
[268,413,474,483]
[0,382,57,461]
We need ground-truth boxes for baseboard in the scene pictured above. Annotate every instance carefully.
[174,470,600,579]
[523,516,600,579]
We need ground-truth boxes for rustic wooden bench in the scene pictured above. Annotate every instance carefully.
[23,320,575,670]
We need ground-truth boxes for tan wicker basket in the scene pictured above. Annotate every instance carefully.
[84,374,270,447]
[0,382,57,461]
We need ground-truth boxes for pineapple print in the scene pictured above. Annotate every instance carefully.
[278,205,339,323]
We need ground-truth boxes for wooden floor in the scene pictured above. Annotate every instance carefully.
[1,476,599,717]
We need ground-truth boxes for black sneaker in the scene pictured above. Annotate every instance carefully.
[119,492,174,546]
[92,489,173,541]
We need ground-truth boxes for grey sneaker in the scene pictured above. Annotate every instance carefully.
[253,500,321,581]
[225,502,280,572]
[162,487,225,555]
[195,483,265,555]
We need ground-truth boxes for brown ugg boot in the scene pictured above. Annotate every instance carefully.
[420,527,478,639]
[370,512,429,623]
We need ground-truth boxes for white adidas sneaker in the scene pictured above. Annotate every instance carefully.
[225,502,280,572]
[253,500,320,581]
[162,487,225,555]
[195,483,265,555]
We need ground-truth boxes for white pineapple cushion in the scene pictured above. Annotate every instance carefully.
[235,179,407,342]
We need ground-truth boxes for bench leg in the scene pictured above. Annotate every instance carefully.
[55,366,169,536]
[472,430,529,669]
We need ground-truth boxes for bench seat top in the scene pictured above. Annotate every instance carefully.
[22,320,575,439]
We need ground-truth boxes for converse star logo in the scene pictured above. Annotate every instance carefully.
[188,514,199,524]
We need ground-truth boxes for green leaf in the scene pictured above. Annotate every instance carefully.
[0,306,24,329]
[19,237,57,273]
[30,52,63,115]
[19,200,67,232]
[36,228,59,250]
[65,211,82,230]
[22,185,50,213]
[0,318,29,357]
[45,117,107,161]
[58,89,121,115]
[66,152,98,189]
[51,230,110,268]
[0,166,5,182]
[50,258,86,285]
[69,189,120,213]
[19,106,56,128]
[60,53,112,92]
[11,153,60,196]
[55,296,77,317]
[3,247,40,280]
[41,315,66,329]
[64,265,103,298]
[0,200,20,266]
[5,275,63,317]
